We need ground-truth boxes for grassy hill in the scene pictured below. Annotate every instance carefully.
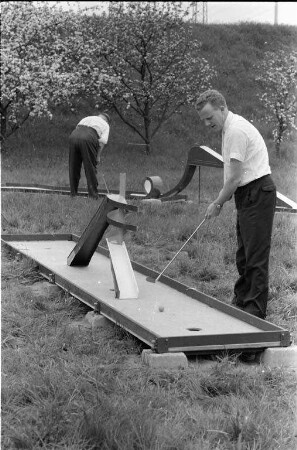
[195,22,297,116]
[166,22,297,155]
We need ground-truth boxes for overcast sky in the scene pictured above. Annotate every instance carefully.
[206,2,297,25]
[64,2,297,26]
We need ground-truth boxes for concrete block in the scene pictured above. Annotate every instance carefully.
[260,346,297,369]
[85,311,114,330]
[141,349,188,369]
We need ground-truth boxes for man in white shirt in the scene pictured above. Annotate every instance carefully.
[69,112,110,198]
[195,90,276,323]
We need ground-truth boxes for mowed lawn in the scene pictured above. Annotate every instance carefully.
[1,114,297,449]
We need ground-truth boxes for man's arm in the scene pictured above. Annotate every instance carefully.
[205,158,242,219]
[97,142,105,163]
[97,121,110,163]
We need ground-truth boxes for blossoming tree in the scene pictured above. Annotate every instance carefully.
[256,49,297,157]
[0,1,106,142]
[99,2,216,154]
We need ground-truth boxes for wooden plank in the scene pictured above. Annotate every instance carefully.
[189,145,224,167]
[276,191,297,209]
[1,183,147,198]
[106,175,139,299]
[67,196,113,266]
[1,233,73,241]
[119,172,126,200]
[106,235,139,299]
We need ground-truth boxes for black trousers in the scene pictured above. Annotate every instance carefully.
[233,174,276,319]
[69,125,99,198]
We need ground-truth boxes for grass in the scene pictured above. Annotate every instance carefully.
[2,114,297,449]
[1,252,297,449]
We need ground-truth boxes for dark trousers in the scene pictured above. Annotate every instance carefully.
[233,175,276,319]
[69,125,99,198]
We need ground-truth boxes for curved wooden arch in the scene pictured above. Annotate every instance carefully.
[107,209,137,232]
[147,145,223,199]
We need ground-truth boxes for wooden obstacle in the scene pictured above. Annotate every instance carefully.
[144,145,297,213]
[67,173,139,299]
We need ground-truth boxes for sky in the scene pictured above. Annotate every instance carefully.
[63,2,297,26]
[207,2,297,26]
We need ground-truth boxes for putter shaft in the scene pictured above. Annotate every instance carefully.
[154,218,206,282]
[100,171,110,193]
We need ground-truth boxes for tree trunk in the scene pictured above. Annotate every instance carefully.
[145,142,151,154]
[0,108,7,142]
[275,139,281,158]
[144,102,151,155]
[275,121,286,158]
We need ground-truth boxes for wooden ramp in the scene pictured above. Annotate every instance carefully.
[2,234,291,354]
[145,145,297,213]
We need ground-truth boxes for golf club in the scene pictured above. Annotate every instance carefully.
[100,171,110,194]
[147,217,206,283]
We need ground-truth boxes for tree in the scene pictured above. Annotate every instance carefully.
[256,49,297,157]
[0,1,107,142]
[99,2,216,154]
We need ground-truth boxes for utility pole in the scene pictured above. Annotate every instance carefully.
[274,2,278,25]
[203,2,208,24]
[191,2,208,24]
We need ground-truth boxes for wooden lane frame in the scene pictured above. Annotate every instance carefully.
[1,183,187,202]
[2,183,146,199]
[1,233,291,354]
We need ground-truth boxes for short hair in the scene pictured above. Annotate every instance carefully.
[195,90,227,111]
[99,112,111,125]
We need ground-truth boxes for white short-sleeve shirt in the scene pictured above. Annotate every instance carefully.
[78,116,110,145]
[222,111,271,186]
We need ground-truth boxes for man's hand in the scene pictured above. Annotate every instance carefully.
[205,158,242,219]
[205,202,222,219]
